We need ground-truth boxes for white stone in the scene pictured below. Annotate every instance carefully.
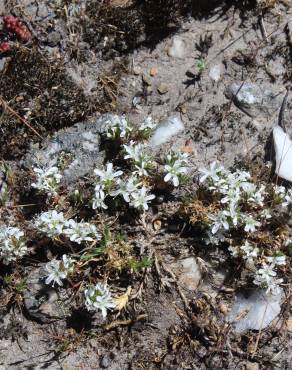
[273,125,292,182]
[209,64,222,82]
[171,257,201,291]
[227,289,282,333]
[149,116,184,146]
[168,36,186,59]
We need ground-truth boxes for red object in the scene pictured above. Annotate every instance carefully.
[3,15,32,42]
[0,42,10,52]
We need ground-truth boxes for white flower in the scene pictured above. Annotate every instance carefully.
[45,259,66,286]
[105,115,133,139]
[130,187,155,211]
[227,203,240,226]
[92,184,108,210]
[228,245,239,257]
[134,161,150,177]
[84,283,116,318]
[110,176,140,202]
[94,163,123,189]
[123,142,153,177]
[0,226,27,264]
[123,141,143,162]
[243,215,260,233]
[240,241,259,263]
[284,238,292,247]
[118,116,133,138]
[253,262,283,294]
[273,185,286,199]
[64,219,101,244]
[208,211,230,234]
[282,189,292,207]
[45,254,74,287]
[221,186,241,206]
[164,152,188,187]
[265,255,286,266]
[199,161,225,184]
[32,166,62,196]
[260,209,272,219]
[35,210,66,237]
[139,116,157,131]
[61,254,75,273]
[246,184,266,206]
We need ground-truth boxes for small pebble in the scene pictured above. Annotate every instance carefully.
[133,66,141,75]
[100,354,110,368]
[142,74,152,86]
[157,83,169,94]
[150,67,158,76]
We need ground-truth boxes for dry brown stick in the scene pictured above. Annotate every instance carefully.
[104,314,148,331]
[0,96,43,139]
[251,302,268,358]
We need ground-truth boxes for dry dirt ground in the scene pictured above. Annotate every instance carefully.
[0,1,291,369]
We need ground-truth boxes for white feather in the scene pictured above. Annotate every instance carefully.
[273,125,292,181]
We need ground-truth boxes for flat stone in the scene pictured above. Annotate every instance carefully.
[23,266,70,323]
[227,289,282,333]
[150,115,184,146]
[225,82,285,118]
[171,257,201,291]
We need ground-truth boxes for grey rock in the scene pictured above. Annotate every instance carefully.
[46,31,61,47]
[227,289,282,333]
[100,354,110,368]
[267,59,286,78]
[25,117,111,186]
[170,257,201,291]
[23,267,70,323]
[225,82,285,118]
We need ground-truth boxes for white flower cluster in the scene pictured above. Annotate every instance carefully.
[95,115,189,212]
[164,151,189,187]
[123,141,154,177]
[253,254,286,294]
[200,162,288,294]
[92,162,155,211]
[32,166,62,196]
[199,162,266,235]
[228,241,259,264]
[35,210,101,243]
[105,115,157,140]
[45,254,75,287]
[84,283,116,318]
[0,226,27,264]
[105,115,133,139]
[273,186,292,208]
